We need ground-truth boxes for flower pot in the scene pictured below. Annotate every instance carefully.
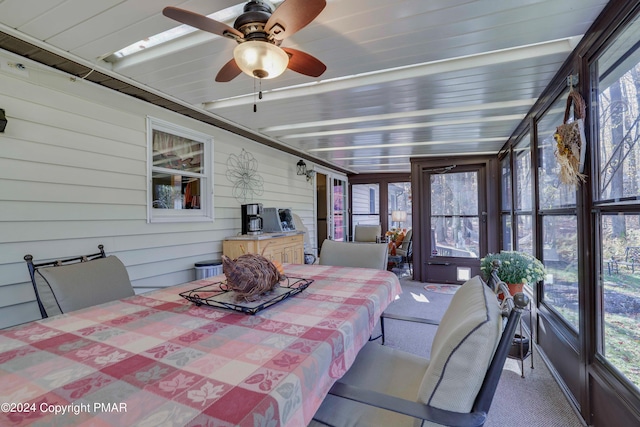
[507,282,524,295]
[498,282,524,300]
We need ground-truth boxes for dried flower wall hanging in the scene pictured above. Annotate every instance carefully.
[554,90,587,187]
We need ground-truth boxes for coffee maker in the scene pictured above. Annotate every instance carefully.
[241,203,263,235]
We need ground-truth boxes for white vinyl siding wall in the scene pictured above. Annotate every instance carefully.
[0,50,318,329]
[352,185,380,222]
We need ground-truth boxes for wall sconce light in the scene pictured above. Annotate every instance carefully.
[296,160,316,182]
[0,109,6,133]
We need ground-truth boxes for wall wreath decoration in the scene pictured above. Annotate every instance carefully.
[554,90,587,187]
[226,149,264,202]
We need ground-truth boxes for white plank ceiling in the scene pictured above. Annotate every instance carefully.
[0,0,609,173]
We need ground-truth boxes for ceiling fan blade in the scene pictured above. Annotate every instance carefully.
[215,58,243,82]
[282,48,326,78]
[266,0,326,40]
[162,7,243,40]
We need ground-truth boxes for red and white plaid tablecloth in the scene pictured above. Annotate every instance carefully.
[0,264,401,426]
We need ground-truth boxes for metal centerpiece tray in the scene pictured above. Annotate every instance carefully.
[179,276,313,315]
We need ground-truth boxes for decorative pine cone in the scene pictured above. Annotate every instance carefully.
[222,254,284,301]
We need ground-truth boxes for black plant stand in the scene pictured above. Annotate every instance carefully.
[507,298,534,378]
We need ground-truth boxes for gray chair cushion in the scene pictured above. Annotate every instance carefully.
[417,275,502,415]
[354,224,382,242]
[313,342,428,426]
[318,239,388,270]
[35,255,134,315]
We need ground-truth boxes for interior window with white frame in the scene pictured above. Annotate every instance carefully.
[147,117,214,223]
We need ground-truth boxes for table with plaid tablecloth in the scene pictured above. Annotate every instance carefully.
[0,264,401,426]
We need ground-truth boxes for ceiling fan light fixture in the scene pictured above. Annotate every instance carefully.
[233,41,289,79]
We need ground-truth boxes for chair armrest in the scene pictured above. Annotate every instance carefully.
[370,312,440,344]
[381,312,440,326]
[327,382,487,427]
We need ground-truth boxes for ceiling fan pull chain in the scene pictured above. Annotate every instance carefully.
[253,80,264,113]
[253,79,257,112]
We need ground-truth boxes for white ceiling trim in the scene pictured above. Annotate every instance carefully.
[282,114,525,139]
[309,137,506,153]
[346,150,506,171]
[338,155,410,160]
[261,99,537,133]
[202,36,581,110]
[349,163,412,168]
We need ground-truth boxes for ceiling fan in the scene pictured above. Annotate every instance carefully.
[163,0,327,82]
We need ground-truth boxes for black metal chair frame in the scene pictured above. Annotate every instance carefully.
[24,244,106,318]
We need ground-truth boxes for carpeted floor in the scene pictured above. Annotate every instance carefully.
[370,277,587,427]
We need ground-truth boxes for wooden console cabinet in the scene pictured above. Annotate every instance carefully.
[223,233,304,264]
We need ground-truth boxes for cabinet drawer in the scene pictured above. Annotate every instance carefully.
[223,234,304,264]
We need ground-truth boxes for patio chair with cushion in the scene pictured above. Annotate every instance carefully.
[319,239,388,270]
[354,224,382,242]
[24,244,134,318]
[311,270,529,427]
[394,228,413,272]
